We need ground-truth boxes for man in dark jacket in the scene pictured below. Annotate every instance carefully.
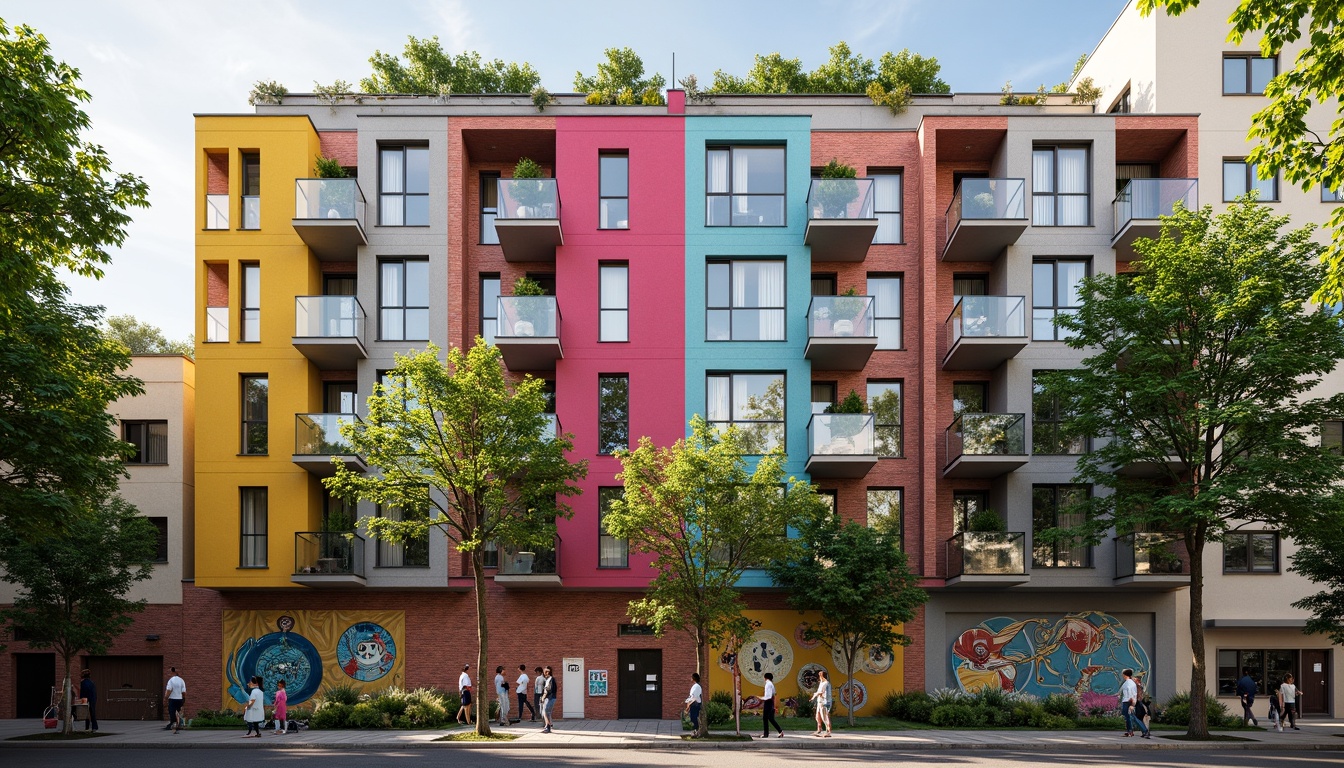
[79,669,98,732]
[1236,667,1259,726]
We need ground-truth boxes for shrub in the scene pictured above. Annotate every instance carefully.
[1041,713,1077,730]
[710,690,734,707]
[286,706,314,723]
[706,701,732,725]
[1043,693,1080,720]
[1004,700,1045,727]
[928,687,967,706]
[890,691,935,723]
[1078,690,1119,717]
[190,708,245,727]
[320,682,360,706]
[349,702,389,729]
[308,702,353,729]
[372,693,408,718]
[1157,691,1235,727]
[1082,714,1127,730]
[930,703,987,728]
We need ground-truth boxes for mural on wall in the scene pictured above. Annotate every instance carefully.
[223,610,406,708]
[949,611,1150,698]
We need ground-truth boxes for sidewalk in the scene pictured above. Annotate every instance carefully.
[2,716,1342,750]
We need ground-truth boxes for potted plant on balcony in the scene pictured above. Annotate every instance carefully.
[814,158,859,219]
[830,287,869,337]
[313,154,354,219]
[510,157,550,218]
[822,389,867,448]
[1143,535,1184,574]
[967,508,1007,533]
[509,276,550,337]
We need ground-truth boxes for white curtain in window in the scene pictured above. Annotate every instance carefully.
[378,506,405,567]
[733,150,751,215]
[1032,150,1054,226]
[706,376,730,422]
[757,262,784,340]
[707,150,729,194]
[381,150,404,193]
[1058,149,1089,225]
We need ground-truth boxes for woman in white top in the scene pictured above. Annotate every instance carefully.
[1279,673,1300,730]
[242,677,265,738]
[810,669,832,737]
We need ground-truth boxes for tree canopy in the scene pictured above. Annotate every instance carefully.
[574,47,666,105]
[104,314,193,357]
[1290,497,1344,645]
[709,43,950,95]
[361,35,541,94]
[1041,199,1344,737]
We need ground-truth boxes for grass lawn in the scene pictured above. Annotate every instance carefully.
[437,732,520,742]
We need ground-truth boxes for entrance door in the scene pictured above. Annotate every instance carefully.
[617,649,662,719]
[15,653,55,718]
[1301,649,1330,715]
[87,656,163,721]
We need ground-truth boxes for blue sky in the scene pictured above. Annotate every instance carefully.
[7,0,1130,337]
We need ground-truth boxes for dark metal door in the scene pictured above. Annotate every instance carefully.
[617,649,662,719]
[87,656,163,720]
[1301,649,1330,715]
[15,653,55,718]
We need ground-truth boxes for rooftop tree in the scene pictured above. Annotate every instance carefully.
[362,35,541,94]
[104,315,193,357]
[574,47,666,105]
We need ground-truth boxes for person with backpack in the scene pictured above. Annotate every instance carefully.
[1119,668,1150,739]
[540,665,557,733]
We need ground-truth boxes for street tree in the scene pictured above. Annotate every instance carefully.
[0,496,157,734]
[104,315,193,356]
[603,417,829,736]
[1138,1,1344,302]
[1039,200,1344,738]
[362,35,541,94]
[574,47,666,105]
[767,514,927,725]
[324,342,586,736]
[1290,497,1344,644]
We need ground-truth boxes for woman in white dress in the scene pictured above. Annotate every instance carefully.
[810,669,832,737]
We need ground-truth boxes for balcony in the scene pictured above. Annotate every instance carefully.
[292,296,368,369]
[205,194,229,229]
[1112,179,1197,261]
[805,295,877,370]
[942,178,1027,261]
[495,296,561,370]
[804,178,877,262]
[495,178,562,262]
[943,296,1028,370]
[945,532,1030,587]
[292,179,368,261]
[805,414,877,479]
[292,531,366,587]
[495,536,561,588]
[1112,433,1184,478]
[292,413,367,477]
[1114,533,1190,589]
[944,413,1028,478]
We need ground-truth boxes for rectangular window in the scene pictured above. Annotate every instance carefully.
[380,258,429,341]
[811,381,837,414]
[953,274,988,297]
[1216,649,1296,696]
[480,274,501,345]
[866,488,903,541]
[871,173,903,244]
[1323,420,1344,454]
[953,382,987,415]
[867,381,902,457]
[241,263,260,342]
[480,172,500,244]
[952,491,989,534]
[123,420,168,464]
[1223,159,1279,202]
[148,516,169,563]
[599,263,629,342]
[1223,531,1279,573]
[707,372,784,453]
[1324,187,1344,203]
[705,146,786,226]
[240,487,268,567]
[379,145,429,226]
[598,374,629,455]
[706,260,786,341]
[599,153,629,229]
[241,152,260,230]
[598,487,629,568]
[1222,54,1277,95]
[1108,87,1132,114]
[1032,146,1090,226]
[1032,259,1087,341]
[376,505,429,567]
[1032,372,1085,454]
[869,275,903,349]
[1032,484,1091,567]
[241,376,268,455]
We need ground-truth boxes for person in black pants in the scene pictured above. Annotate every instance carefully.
[516,665,536,722]
[79,669,98,732]
[762,672,783,738]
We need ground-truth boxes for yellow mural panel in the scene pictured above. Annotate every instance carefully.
[221,610,406,708]
[709,610,904,715]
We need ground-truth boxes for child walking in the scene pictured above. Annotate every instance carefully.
[271,679,288,734]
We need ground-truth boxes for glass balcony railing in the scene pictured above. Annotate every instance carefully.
[1116,532,1189,578]
[206,307,229,342]
[807,178,875,220]
[946,296,1026,346]
[295,531,366,577]
[499,535,560,576]
[945,178,1026,240]
[808,413,876,456]
[496,296,559,338]
[242,195,261,229]
[294,296,365,339]
[1113,178,1198,236]
[947,531,1027,576]
[294,178,366,221]
[497,178,560,220]
[946,413,1027,461]
[294,413,361,456]
[205,194,229,229]
[807,295,875,338]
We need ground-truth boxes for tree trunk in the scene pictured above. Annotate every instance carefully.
[695,626,709,738]
[845,645,857,726]
[1187,532,1209,739]
[61,653,73,737]
[472,550,492,737]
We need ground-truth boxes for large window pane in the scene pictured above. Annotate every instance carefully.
[707,373,784,453]
[873,174,902,244]
[706,146,785,227]
[600,264,629,342]
[866,489,902,541]
[598,488,629,568]
[706,260,785,341]
[868,381,902,457]
[240,487,268,567]
[242,376,268,455]
[598,375,629,454]
[870,276,902,349]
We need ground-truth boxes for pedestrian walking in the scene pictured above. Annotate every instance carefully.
[1279,673,1300,730]
[242,676,265,738]
[1236,667,1259,726]
[165,666,186,732]
[1268,679,1283,731]
[457,664,473,725]
[761,672,784,738]
[810,669,832,737]
[495,666,511,725]
[78,669,98,733]
[1120,668,1150,739]
[533,667,545,721]
[540,665,557,733]
[685,672,703,733]
[271,679,288,734]
[516,664,536,721]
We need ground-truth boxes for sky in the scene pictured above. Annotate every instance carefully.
[7,0,1130,338]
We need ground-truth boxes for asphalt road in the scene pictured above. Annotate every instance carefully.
[4,749,1343,768]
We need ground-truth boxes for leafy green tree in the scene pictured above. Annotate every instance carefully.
[361,35,541,94]
[104,315,193,356]
[808,42,876,93]
[603,417,828,736]
[0,496,157,734]
[711,53,810,94]
[768,514,926,725]
[574,47,666,104]
[1138,1,1344,302]
[1289,497,1344,644]
[875,48,951,94]
[1039,200,1344,738]
[324,342,586,736]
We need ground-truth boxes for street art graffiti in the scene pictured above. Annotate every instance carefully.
[949,611,1150,698]
[223,610,406,708]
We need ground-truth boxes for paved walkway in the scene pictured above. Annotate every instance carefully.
[1,716,1342,750]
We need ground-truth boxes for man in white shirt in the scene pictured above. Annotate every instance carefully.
[494,666,511,725]
[164,667,186,733]
[762,672,783,738]
[1120,668,1150,738]
[516,664,536,722]
[456,664,473,725]
[685,672,703,732]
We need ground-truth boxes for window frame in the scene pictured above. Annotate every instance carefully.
[375,504,430,568]
[240,375,268,456]
[865,487,903,544]
[867,380,903,458]
[952,491,989,534]
[240,263,260,342]
[1032,371,1086,454]
[1031,484,1093,568]
[706,372,785,455]
[240,152,261,230]
[870,170,903,244]
[148,516,169,563]
[379,144,430,227]
[1032,259,1088,341]
[480,171,500,244]
[869,274,903,350]
[1108,86,1132,114]
[599,263,629,342]
[1222,531,1281,574]
[378,257,430,342]
[1032,145,1092,227]
[1322,187,1344,203]
[599,152,630,230]
[239,487,268,568]
[598,487,630,568]
[705,259,788,342]
[704,145,787,227]
[480,274,501,345]
[1223,158,1279,202]
[598,374,630,455]
[123,419,169,465]
[1222,53,1277,95]
[1216,649,1297,697]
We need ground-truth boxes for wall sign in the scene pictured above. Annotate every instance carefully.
[588,669,609,697]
